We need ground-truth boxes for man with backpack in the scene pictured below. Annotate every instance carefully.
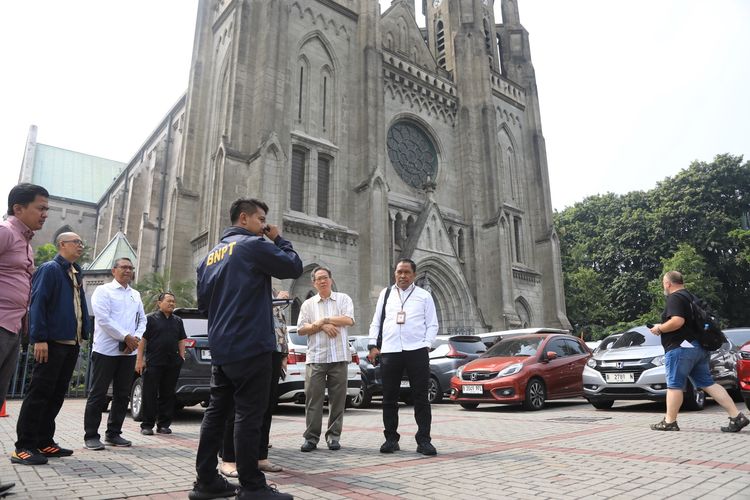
[649,271,748,432]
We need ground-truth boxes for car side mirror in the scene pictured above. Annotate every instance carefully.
[545,351,558,361]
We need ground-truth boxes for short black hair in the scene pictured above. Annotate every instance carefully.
[229,198,269,224]
[112,257,133,269]
[7,183,49,216]
[157,291,175,301]
[396,258,417,273]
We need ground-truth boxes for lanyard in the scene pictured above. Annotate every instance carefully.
[396,285,415,311]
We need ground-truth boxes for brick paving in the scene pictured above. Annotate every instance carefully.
[0,398,748,499]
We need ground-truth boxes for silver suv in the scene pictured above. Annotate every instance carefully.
[582,325,706,411]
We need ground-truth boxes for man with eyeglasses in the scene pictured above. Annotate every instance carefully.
[83,257,146,450]
[297,267,355,453]
[135,291,187,436]
[11,232,88,466]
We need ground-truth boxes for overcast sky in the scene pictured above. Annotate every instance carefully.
[1,0,748,214]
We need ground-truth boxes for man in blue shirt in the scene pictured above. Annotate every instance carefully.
[12,232,89,465]
[191,198,302,500]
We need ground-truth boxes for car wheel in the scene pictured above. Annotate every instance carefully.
[683,382,705,411]
[460,403,479,410]
[590,400,614,410]
[130,378,144,422]
[522,378,546,411]
[349,387,372,409]
[427,377,442,404]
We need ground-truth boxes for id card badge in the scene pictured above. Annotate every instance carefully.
[396,311,406,324]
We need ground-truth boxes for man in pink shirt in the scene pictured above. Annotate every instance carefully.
[0,183,48,495]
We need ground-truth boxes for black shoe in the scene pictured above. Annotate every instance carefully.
[10,448,48,465]
[39,444,74,457]
[300,441,317,452]
[104,435,132,447]
[416,442,437,456]
[156,427,172,434]
[327,441,341,451]
[84,438,105,450]
[721,412,749,433]
[141,428,154,435]
[188,476,239,500]
[379,440,400,453]
[650,419,680,431]
[0,482,15,496]
[238,483,293,499]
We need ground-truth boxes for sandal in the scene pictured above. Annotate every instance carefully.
[259,462,284,473]
[220,463,238,478]
[650,418,680,431]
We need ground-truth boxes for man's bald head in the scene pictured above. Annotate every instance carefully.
[56,232,85,263]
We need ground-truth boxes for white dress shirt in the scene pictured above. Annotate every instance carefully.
[297,291,355,363]
[368,284,439,353]
[91,279,147,356]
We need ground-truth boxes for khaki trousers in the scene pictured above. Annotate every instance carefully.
[303,361,348,444]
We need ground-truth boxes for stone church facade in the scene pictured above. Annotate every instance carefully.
[27,0,570,332]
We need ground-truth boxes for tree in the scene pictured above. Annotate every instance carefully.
[133,272,196,313]
[34,243,58,266]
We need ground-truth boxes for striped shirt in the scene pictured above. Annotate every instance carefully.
[297,291,354,364]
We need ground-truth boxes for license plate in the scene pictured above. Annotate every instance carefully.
[200,350,212,360]
[605,372,634,383]
[462,384,483,394]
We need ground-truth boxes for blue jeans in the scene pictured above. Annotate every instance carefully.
[664,341,714,390]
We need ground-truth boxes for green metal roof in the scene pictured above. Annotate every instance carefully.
[85,232,138,272]
[32,144,125,203]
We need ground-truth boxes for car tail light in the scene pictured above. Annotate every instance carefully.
[288,349,306,364]
[446,344,467,359]
[352,352,360,364]
[183,339,196,348]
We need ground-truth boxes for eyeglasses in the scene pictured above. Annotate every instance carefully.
[313,276,330,282]
[116,265,135,271]
[61,239,85,246]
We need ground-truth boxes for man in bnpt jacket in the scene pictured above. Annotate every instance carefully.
[12,232,89,465]
[190,198,303,500]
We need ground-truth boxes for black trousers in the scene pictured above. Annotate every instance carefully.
[196,352,271,490]
[83,352,136,440]
[140,361,182,430]
[15,342,79,450]
[221,352,283,462]
[380,347,432,445]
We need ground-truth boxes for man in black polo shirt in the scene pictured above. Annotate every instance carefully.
[136,292,186,435]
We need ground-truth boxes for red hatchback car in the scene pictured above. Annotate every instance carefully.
[449,334,591,410]
[738,342,750,411]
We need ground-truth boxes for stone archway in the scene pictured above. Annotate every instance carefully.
[415,257,477,335]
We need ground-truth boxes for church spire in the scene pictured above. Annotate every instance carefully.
[501,0,521,26]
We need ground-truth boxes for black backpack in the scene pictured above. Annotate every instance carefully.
[675,290,727,351]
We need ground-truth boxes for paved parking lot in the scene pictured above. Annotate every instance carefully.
[0,397,749,499]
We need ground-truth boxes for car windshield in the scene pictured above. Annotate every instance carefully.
[181,318,207,337]
[484,337,542,357]
[611,329,660,348]
[595,335,620,352]
[725,329,750,347]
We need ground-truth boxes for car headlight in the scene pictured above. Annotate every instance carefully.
[456,366,465,378]
[497,363,522,377]
[586,358,597,368]
[651,355,665,366]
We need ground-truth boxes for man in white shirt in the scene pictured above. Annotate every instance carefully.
[368,259,439,456]
[83,257,146,450]
[297,267,355,452]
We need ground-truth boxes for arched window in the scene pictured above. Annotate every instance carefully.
[483,19,493,69]
[436,20,446,69]
[290,147,307,212]
[317,154,331,218]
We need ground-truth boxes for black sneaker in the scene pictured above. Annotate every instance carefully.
[416,442,437,456]
[39,444,74,457]
[141,428,154,436]
[650,419,680,431]
[104,435,132,447]
[84,438,105,450]
[188,476,239,500]
[156,427,172,434]
[11,448,49,465]
[379,440,400,453]
[721,412,749,433]
[238,483,293,500]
